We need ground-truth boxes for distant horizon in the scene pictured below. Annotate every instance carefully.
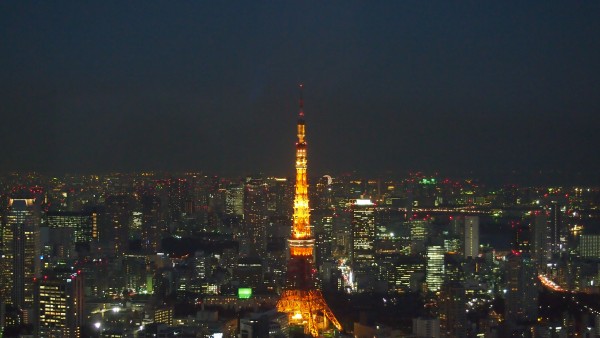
[1,168,597,187]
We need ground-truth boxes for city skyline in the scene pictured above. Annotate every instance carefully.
[1,2,599,183]
[0,83,598,336]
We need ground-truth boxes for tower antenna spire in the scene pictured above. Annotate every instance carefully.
[299,83,304,117]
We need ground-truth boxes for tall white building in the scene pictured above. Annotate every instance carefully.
[464,216,479,259]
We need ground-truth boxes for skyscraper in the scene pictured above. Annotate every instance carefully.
[140,194,164,253]
[531,211,549,265]
[1,198,41,318]
[409,219,429,254]
[312,209,334,270]
[464,216,479,259]
[426,245,445,292]
[505,252,538,324]
[351,199,376,292]
[276,85,341,336]
[167,178,189,221]
[225,183,244,216]
[351,199,376,263]
[45,211,96,244]
[439,281,467,338]
[243,177,268,258]
[579,235,600,259]
[35,270,84,338]
[102,195,132,257]
[549,201,563,256]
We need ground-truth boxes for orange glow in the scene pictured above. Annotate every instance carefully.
[290,246,313,257]
[277,289,342,337]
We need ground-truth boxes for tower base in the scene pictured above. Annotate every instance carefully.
[277,289,342,337]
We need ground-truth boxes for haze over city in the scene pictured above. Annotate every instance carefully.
[1,2,599,184]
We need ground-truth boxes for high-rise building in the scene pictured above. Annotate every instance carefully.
[409,219,429,254]
[235,257,264,291]
[35,270,84,338]
[312,176,333,210]
[393,255,426,292]
[426,245,445,292]
[1,198,41,315]
[276,85,341,336]
[579,235,600,259]
[351,199,376,268]
[439,281,467,338]
[243,177,268,258]
[412,317,440,338]
[45,211,96,244]
[531,211,549,265]
[444,253,465,284]
[168,178,189,221]
[312,209,334,270]
[101,195,132,257]
[464,216,479,259]
[140,194,165,253]
[513,221,532,254]
[266,177,293,219]
[549,201,563,256]
[351,199,376,292]
[505,252,538,323]
[332,210,352,257]
[225,183,244,216]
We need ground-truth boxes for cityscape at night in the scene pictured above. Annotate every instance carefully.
[1,2,600,338]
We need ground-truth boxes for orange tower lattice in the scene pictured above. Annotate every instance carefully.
[276,84,342,337]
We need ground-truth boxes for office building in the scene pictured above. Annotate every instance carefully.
[464,216,479,259]
[412,317,440,338]
[45,211,97,244]
[101,195,132,257]
[35,270,84,338]
[579,235,600,259]
[549,201,563,256]
[1,198,41,315]
[531,211,549,265]
[505,252,538,323]
[140,194,165,253]
[426,245,445,292]
[439,281,467,338]
[244,177,268,258]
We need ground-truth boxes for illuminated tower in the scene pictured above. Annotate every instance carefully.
[277,85,342,336]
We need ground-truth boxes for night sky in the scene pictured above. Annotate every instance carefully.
[1,2,599,183]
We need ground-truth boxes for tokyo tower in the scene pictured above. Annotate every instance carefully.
[276,84,342,336]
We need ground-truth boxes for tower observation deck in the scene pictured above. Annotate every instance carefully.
[276,84,342,336]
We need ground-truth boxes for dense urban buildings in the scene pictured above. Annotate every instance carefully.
[0,166,598,338]
[0,162,597,338]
